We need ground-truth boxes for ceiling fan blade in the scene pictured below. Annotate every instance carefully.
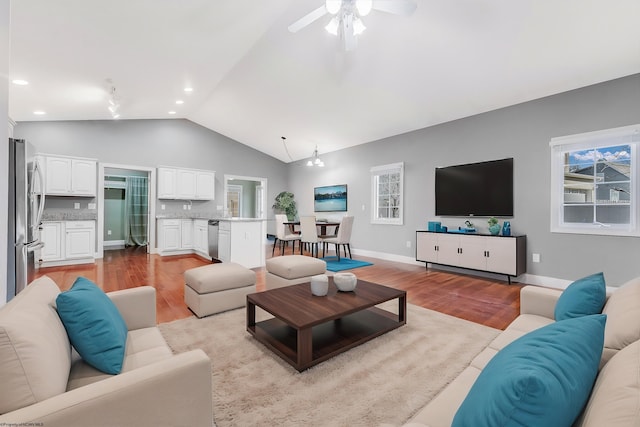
[372,0,417,16]
[288,6,328,33]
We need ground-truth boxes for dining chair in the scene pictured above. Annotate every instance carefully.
[273,214,301,256]
[321,216,354,261]
[299,216,321,257]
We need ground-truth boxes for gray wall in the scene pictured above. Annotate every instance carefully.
[13,119,289,232]
[287,74,640,285]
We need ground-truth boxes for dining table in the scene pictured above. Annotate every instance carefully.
[284,220,340,237]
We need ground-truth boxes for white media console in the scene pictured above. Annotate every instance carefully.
[416,231,526,283]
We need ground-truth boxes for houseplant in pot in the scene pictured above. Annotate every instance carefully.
[273,191,298,221]
[488,217,501,235]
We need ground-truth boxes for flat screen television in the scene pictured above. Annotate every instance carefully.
[435,158,513,217]
[314,184,348,212]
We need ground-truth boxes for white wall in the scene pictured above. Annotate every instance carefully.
[1,0,10,306]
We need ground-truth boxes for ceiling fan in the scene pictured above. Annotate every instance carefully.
[288,0,417,51]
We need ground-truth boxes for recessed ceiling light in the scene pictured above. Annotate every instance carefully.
[175,100,184,105]
[12,79,29,85]
[184,87,193,93]
[33,111,46,115]
[168,111,177,115]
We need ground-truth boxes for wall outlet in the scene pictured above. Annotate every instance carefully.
[187,205,192,210]
[161,204,166,210]
[88,203,96,210]
[74,202,80,209]
[107,230,112,236]
[532,253,541,263]
[406,240,411,248]
[183,204,187,210]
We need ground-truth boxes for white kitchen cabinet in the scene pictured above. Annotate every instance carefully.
[193,220,209,256]
[218,223,231,263]
[157,168,177,199]
[176,169,197,199]
[42,155,97,196]
[157,166,215,200]
[65,221,95,260]
[195,171,215,200]
[45,157,72,195]
[39,222,63,262]
[218,220,263,268]
[158,219,181,252]
[71,159,97,195]
[38,221,95,267]
[416,231,526,280]
[180,219,193,249]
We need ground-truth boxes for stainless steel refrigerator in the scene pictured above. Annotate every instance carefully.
[7,138,45,301]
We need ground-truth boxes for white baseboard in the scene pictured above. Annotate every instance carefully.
[104,240,125,247]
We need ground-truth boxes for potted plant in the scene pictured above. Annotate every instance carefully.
[488,217,501,235]
[272,191,298,221]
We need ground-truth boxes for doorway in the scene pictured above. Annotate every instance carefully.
[97,164,156,259]
[223,175,267,219]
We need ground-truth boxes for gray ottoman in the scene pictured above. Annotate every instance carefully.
[265,255,327,290]
[184,262,256,318]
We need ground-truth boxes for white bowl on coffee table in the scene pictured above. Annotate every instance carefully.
[334,272,357,292]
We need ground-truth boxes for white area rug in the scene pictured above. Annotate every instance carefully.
[159,303,499,426]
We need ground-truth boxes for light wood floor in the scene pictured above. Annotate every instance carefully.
[35,243,523,330]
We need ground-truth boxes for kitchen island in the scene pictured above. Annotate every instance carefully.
[156,214,265,269]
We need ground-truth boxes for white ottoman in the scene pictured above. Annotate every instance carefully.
[184,262,256,318]
[265,255,327,290]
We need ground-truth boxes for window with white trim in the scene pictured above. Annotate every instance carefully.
[550,124,640,236]
[371,162,404,225]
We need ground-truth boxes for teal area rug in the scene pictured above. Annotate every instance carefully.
[322,256,373,272]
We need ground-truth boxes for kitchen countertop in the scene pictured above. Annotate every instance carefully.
[42,209,98,221]
[155,213,264,221]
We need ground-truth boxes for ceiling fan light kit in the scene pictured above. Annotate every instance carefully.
[289,0,416,51]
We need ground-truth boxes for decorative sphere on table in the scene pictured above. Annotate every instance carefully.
[333,272,357,292]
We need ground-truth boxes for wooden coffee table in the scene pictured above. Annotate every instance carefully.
[246,278,406,371]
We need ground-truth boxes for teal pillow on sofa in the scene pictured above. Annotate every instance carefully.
[555,272,606,321]
[56,277,128,374]
[452,314,606,427]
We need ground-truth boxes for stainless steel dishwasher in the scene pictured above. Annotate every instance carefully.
[208,220,219,261]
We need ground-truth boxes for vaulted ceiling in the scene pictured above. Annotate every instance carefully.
[9,0,640,162]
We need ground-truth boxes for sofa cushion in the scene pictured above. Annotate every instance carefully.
[602,277,640,362]
[0,276,71,414]
[67,327,172,390]
[56,277,128,375]
[554,272,606,321]
[452,315,606,427]
[577,339,640,426]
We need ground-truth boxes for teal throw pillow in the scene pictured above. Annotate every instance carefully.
[555,272,606,321]
[452,314,606,427]
[56,277,128,374]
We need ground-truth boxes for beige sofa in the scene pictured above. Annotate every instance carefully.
[406,278,640,427]
[0,276,213,427]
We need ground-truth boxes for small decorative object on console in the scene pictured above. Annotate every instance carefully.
[502,221,511,236]
[310,274,329,296]
[334,272,357,292]
[488,217,501,235]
